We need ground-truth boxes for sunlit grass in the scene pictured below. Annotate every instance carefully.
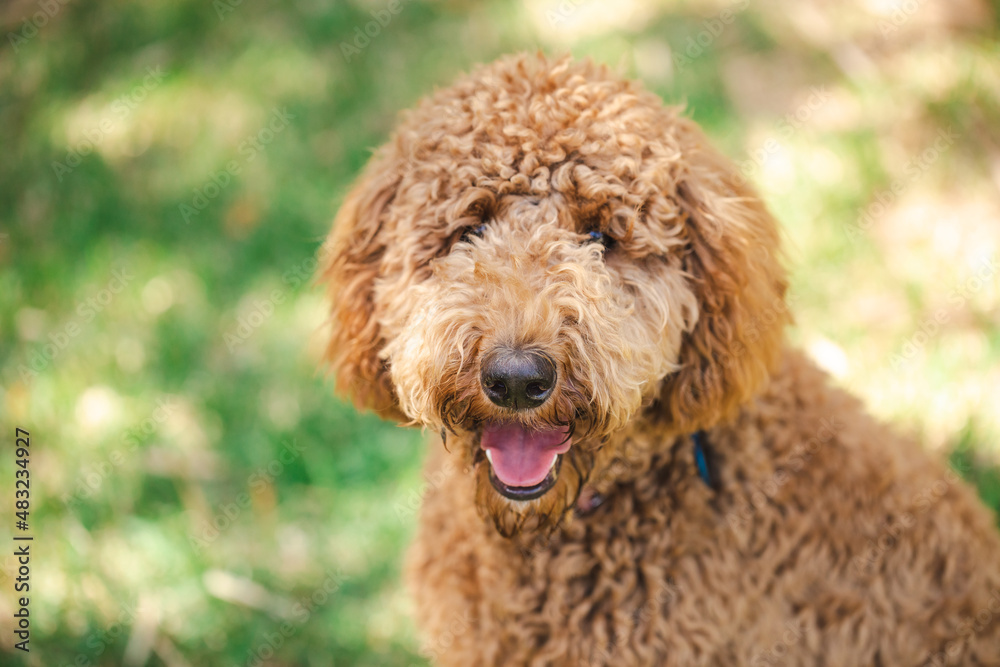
[1,1,998,665]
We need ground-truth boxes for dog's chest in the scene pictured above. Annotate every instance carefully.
[453,479,735,665]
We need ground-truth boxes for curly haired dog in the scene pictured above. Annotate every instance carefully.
[320,53,1000,665]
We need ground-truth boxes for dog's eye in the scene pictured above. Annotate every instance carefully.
[586,230,615,249]
[460,224,487,243]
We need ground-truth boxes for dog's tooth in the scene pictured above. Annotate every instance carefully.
[549,453,559,471]
[485,450,494,466]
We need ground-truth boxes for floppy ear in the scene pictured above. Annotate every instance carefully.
[653,117,790,432]
[319,160,405,420]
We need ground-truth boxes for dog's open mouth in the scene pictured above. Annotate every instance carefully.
[480,422,572,501]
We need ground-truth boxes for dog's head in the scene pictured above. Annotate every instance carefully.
[320,54,788,535]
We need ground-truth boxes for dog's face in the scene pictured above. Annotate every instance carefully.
[321,55,788,535]
[380,195,698,532]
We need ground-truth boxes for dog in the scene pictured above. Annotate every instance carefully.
[320,53,1000,665]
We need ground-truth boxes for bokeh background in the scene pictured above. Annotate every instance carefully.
[1,0,999,664]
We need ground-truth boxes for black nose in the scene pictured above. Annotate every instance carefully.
[480,349,556,410]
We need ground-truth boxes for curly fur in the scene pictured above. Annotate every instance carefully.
[321,53,1000,665]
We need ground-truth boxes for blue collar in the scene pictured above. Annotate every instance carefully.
[691,431,713,487]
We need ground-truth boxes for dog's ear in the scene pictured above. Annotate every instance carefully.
[319,161,405,421]
[653,117,790,432]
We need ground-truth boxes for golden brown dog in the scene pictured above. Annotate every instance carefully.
[321,53,1000,665]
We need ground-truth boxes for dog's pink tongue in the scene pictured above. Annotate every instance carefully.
[481,423,571,487]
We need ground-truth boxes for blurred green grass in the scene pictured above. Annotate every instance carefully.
[1,0,999,665]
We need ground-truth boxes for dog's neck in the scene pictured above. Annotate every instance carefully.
[574,431,718,517]
[575,430,715,516]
